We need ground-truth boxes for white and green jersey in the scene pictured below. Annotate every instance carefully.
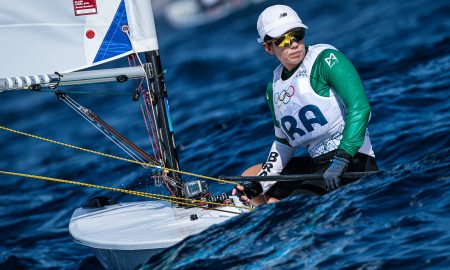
[259,44,375,189]
[271,44,373,158]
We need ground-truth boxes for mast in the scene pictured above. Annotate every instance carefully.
[144,51,184,198]
[0,0,184,197]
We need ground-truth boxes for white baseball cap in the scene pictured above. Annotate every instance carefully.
[257,5,308,43]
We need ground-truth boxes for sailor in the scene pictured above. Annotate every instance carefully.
[233,4,379,205]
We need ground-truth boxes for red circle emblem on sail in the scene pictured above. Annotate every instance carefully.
[86,30,95,39]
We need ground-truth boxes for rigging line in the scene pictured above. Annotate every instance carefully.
[142,69,164,161]
[128,55,160,160]
[139,103,158,161]
[63,97,149,167]
[163,177,176,196]
[61,95,144,164]
[162,171,183,196]
[136,80,161,160]
[163,174,184,190]
[139,81,161,157]
[60,95,150,166]
[121,185,242,210]
[39,89,134,95]
[124,32,163,160]
[49,72,63,89]
[127,55,158,160]
[62,93,159,165]
[141,87,162,159]
[0,125,239,185]
[138,67,164,161]
[0,170,251,212]
[85,107,158,164]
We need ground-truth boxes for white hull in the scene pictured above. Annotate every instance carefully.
[69,199,247,269]
[91,248,162,270]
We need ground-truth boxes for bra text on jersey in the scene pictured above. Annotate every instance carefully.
[280,104,328,140]
[258,152,279,176]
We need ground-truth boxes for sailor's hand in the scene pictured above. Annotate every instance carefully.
[323,156,349,191]
[232,181,263,203]
[232,184,250,204]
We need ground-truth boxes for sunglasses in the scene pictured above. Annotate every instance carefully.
[266,28,305,47]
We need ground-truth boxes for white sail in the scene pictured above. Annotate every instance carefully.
[0,0,158,77]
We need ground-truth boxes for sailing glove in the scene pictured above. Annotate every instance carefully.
[323,156,349,191]
[233,181,263,200]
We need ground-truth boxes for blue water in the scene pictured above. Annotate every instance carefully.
[1,0,449,269]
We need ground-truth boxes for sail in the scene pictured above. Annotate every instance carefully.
[0,0,158,77]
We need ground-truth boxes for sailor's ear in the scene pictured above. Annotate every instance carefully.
[263,43,273,55]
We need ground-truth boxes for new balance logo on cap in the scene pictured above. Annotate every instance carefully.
[257,5,308,43]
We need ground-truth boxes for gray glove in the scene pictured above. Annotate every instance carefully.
[323,156,349,191]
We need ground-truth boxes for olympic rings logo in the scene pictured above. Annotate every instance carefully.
[275,86,295,105]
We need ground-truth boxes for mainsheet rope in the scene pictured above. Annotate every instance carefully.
[0,170,251,213]
[0,124,238,186]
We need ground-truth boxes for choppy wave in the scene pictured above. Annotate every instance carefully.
[0,0,449,269]
[141,148,450,270]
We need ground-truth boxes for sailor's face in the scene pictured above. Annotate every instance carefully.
[263,29,306,71]
[271,38,306,71]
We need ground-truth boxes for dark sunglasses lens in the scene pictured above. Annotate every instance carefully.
[293,29,305,40]
[273,37,285,46]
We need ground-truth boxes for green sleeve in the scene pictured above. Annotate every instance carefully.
[311,49,371,156]
[266,83,290,145]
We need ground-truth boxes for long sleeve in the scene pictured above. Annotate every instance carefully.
[258,140,296,193]
[311,49,371,156]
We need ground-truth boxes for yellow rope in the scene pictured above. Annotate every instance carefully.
[0,170,252,211]
[0,125,238,185]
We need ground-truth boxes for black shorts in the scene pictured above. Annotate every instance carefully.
[265,151,379,199]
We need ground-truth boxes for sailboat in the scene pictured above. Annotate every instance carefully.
[0,1,380,269]
[0,1,248,269]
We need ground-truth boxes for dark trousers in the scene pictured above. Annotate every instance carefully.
[266,151,379,199]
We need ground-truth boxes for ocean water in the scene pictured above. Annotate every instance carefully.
[0,0,449,269]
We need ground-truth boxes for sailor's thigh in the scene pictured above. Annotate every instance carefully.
[347,153,379,172]
[241,164,263,176]
[266,178,306,200]
[266,156,315,200]
[281,156,314,175]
